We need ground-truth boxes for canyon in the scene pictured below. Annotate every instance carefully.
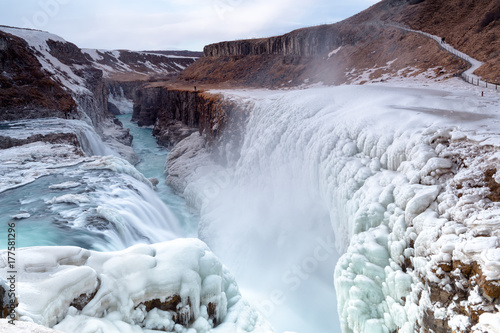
[2,0,500,332]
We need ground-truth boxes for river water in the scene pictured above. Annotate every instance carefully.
[116,114,199,236]
[0,116,197,251]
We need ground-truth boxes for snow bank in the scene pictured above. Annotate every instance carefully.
[0,141,85,193]
[0,118,126,193]
[0,240,273,333]
[0,319,62,332]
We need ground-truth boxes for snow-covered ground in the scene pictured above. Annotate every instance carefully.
[166,77,500,332]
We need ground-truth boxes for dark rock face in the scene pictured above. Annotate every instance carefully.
[108,102,121,115]
[75,66,110,132]
[47,39,91,66]
[0,27,134,154]
[133,86,246,153]
[153,119,198,148]
[203,24,342,58]
[133,87,200,130]
[107,80,143,102]
[133,86,165,127]
[0,31,76,119]
[0,132,82,150]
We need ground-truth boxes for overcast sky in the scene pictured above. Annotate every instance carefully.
[0,0,379,51]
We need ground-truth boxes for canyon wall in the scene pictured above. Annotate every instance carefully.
[133,85,244,153]
[180,23,466,87]
[0,31,76,120]
[0,26,136,162]
[203,24,343,57]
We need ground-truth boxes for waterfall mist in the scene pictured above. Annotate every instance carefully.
[180,91,347,332]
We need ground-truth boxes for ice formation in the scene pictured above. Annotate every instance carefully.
[0,239,274,333]
[167,81,500,332]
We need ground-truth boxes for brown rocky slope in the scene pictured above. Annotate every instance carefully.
[0,31,76,120]
[177,0,498,87]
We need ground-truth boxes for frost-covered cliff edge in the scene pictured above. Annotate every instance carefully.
[0,239,274,333]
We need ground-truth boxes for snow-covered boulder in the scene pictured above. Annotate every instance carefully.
[0,239,274,333]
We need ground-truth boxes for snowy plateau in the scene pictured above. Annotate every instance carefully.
[2,21,500,333]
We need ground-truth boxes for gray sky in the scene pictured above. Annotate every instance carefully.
[0,0,380,51]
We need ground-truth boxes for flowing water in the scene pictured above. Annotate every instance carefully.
[0,117,197,251]
[0,112,340,332]
[116,114,199,236]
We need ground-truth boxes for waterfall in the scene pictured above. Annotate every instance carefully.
[172,84,495,332]
[69,119,119,157]
[0,118,184,251]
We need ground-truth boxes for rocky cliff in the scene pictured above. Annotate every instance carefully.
[133,85,243,152]
[180,23,465,87]
[203,24,342,58]
[0,26,136,162]
[80,48,201,115]
[0,30,76,120]
[179,0,500,87]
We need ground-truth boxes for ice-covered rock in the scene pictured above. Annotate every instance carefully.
[0,239,273,333]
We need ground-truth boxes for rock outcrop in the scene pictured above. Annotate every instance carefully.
[0,26,137,162]
[203,24,342,58]
[133,85,245,156]
[0,31,76,120]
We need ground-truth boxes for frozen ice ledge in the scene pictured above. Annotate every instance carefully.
[0,239,273,333]
[155,83,500,333]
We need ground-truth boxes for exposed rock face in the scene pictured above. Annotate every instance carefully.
[0,26,136,162]
[181,22,466,87]
[107,79,142,102]
[133,86,165,127]
[0,31,76,119]
[133,85,245,154]
[0,132,81,150]
[204,24,342,57]
[99,51,200,115]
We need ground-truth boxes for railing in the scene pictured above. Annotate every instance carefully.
[388,23,499,92]
[461,73,500,90]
